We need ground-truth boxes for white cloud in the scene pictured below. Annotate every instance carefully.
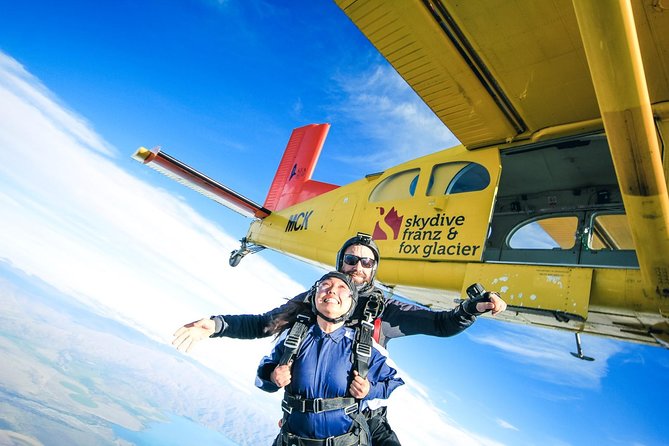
[388,377,506,446]
[0,53,113,158]
[0,51,502,445]
[496,418,519,431]
[0,51,302,391]
[471,324,624,390]
[331,64,459,170]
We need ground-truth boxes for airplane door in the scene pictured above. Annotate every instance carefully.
[354,146,501,263]
[321,192,358,236]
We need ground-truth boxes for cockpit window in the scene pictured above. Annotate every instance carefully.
[588,213,633,250]
[508,216,579,249]
[369,168,420,202]
[427,162,490,196]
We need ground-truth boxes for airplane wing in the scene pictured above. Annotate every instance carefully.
[335,0,669,149]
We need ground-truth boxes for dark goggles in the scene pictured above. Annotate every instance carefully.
[343,254,376,268]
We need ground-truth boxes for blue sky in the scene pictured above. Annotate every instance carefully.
[1,1,667,445]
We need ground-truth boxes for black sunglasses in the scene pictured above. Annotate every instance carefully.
[343,254,376,268]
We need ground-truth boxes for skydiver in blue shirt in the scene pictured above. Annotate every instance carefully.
[256,271,404,445]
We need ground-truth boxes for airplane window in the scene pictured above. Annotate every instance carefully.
[409,174,418,196]
[448,163,490,194]
[588,213,634,250]
[369,168,420,202]
[508,216,578,249]
[427,162,490,196]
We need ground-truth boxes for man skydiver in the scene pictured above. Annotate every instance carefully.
[172,232,507,445]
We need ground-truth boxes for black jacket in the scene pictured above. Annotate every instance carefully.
[211,287,475,349]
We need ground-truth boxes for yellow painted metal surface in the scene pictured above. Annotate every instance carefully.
[249,143,501,266]
[573,0,669,297]
[354,145,501,262]
[658,113,669,195]
[335,0,520,146]
[335,0,669,148]
[379,258,467,293]
[247,189,358,268]
[463,263,592,319]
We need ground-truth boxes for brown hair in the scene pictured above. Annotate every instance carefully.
[265,300,315,336]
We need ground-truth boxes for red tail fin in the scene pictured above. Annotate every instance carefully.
[263,124,339,212]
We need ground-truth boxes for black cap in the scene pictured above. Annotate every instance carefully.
[310,271,358,323]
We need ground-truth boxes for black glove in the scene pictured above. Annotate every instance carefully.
[462,283,491,316]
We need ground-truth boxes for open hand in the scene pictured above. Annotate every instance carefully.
[172,318,215,353]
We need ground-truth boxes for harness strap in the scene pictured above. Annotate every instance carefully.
[282,393,357,415]
[279,313,311,366]
[352,290,386,379]
[352,321,373,379]
[349,411,371,446]
[280,429,361,446]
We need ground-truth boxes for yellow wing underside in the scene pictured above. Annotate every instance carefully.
[335,0,669,148]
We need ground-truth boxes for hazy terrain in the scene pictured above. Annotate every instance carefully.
[0,261,277,445]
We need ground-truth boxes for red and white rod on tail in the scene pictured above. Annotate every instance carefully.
[132,123,339,219]
[132,146,271,218]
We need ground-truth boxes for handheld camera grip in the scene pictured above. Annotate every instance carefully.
[466,283,489,301]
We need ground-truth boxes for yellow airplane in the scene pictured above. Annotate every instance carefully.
[133,0,669,353]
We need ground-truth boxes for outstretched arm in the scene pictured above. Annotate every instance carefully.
[171,291,309,353]
[210,291,309,339]
[379,291,507,342]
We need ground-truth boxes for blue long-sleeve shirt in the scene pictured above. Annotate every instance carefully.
[256,323,404,439]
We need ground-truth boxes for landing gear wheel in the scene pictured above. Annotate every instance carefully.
[228,237,266,267]
[229,250,243,267]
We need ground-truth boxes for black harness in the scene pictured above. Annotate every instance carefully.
[278,290,386,372]
[352,290,385,379]
[282,393,358,416]
[279,313,311,366]
[279,429,362,446]
[275,291,386,446]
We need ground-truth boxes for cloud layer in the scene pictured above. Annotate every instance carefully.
[329,65,460,170]
[0,51,501,444]
[471,324,624,391]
